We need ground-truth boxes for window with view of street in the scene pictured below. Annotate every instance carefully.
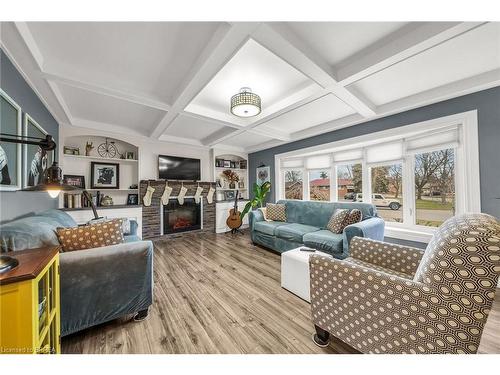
[284,170,303,200]
[371,164,403,223]
[414,148,455,227]
[337,164,362,202]
[309,170,330,201]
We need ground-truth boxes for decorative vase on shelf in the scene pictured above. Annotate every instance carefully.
[229,182,236,189]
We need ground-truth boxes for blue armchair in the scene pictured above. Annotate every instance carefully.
[249,200,384,258]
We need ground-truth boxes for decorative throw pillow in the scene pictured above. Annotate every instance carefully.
[258,207,272,222]
[266,203,287,222]
[326,209,350,234]
[56,218,124,252]
[344,209,362,227]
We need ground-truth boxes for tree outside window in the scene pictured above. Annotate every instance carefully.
[284,170,303,200]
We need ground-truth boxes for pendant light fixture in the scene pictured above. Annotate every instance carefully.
[230,87,261,117]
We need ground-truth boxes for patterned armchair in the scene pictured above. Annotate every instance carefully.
[309,213,500,354]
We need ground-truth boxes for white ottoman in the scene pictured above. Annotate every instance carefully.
[281,248,330,302]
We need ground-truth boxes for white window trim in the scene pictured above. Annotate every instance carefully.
[274,110,480,244]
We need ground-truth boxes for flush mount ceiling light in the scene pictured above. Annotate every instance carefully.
[230,87,261,117]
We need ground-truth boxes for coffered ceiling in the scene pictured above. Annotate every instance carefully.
[1,21,499,152]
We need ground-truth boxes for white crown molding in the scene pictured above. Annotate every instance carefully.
[13,22,44,70]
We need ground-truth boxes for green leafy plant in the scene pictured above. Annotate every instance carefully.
[240,181,271,220]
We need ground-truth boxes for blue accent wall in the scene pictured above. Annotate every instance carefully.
[249,86,500,245]
[0,49,60,223]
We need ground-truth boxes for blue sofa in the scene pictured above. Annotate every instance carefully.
[0,209,153,336]
[249,200,385,258]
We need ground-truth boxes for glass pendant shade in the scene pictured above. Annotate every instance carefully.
[23,161,79,198]
[230,87,261,117]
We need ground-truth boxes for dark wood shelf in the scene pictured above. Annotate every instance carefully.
[59,205,141,211]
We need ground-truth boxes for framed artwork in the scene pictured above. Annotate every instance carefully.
[256,165,271,187]
[90,162,120,189]
[127,193,139,205]
[126,151,135,160]
[0,89,22,191]
[223,160,231,168]
[225,190,235,200]
[23,114,54,189]
[63,175,85,189]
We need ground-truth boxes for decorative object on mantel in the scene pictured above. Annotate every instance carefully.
[97,137,118,158]
[230,87,261,117]
[222,169,239,189]
[143,181,155,207]
[85,141,94,156]
[161,181,173,205]
[90,162,119,189]
[178,183,188,205]
[207,186,215,204]
[240,181,271,221]
[194,184,204,204]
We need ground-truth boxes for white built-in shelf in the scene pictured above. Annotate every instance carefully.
[216,188,247,191]
[215,166,247,171]
[63,154,138,163]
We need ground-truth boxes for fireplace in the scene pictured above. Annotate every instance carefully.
[162,198,202,234]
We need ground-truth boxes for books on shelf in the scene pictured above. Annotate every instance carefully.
[63,193,92,209]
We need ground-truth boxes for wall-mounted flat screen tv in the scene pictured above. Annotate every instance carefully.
[158,155,201,181]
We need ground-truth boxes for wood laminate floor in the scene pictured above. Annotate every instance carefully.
[62,231,500,354]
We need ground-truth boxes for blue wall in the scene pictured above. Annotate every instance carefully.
[0,49,60,223]
[249,86,500,246]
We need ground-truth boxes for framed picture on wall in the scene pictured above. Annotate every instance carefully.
[23,113,54,189]
[63,175,86,189]
[127,193,139,205]
[256,165,271,187]
[0,89,22,191]
[90,162,120,189]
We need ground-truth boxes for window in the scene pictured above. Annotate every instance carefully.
[309,170,330,201]
[414,148,455,227]
[275,111,479,243]
[337,164,362,202]
[284,170,303,200]
[371,164,403,223]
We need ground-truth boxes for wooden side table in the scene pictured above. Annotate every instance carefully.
[0,246,61,354]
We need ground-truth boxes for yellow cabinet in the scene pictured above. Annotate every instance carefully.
[0,247,61,354]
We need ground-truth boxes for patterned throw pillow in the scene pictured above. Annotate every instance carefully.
[344,209,362,227]
[326,209,350,234]
[266,203,287,222]
[56,218,124,252]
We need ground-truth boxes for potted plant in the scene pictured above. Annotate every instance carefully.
[240,181,271,220]
[222,169,239,189]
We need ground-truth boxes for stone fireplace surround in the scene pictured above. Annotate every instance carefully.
[140,180,216,239]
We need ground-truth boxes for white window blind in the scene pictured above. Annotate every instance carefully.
[332,149,363,164]
[365,141,403,165]
[406,128,459,155]
[305,154,331,169]
[281,158,304,168]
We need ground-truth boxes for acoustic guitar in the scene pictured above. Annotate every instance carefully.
[226,190,242,233]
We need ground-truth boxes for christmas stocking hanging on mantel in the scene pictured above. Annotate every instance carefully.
[178,185,188,205]
[194,186,204,204]
[143,184,155,207]
[161,182,173,205]
[206,186,215,204]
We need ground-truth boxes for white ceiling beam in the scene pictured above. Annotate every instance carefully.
[157,134,207,148]
[40,70,171,112]
[377,68,500,115]
[252,23,377,118]
[337,22,485,86]
[150,22,262,139]
[68,118,146,137]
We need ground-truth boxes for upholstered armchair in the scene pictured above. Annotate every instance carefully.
[309,213,500,354]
